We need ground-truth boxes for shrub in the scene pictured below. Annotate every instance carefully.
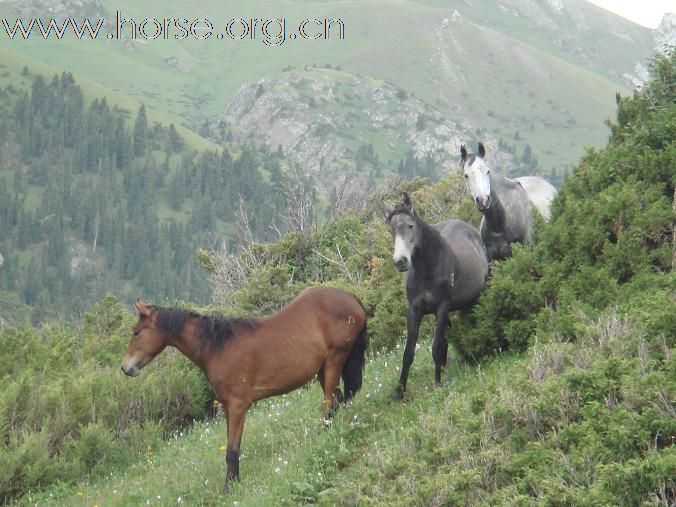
[458,50,675,360]
[0,295,211,502]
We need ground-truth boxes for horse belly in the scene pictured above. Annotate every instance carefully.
[251,341,327,399]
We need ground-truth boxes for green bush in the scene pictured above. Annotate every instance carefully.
[459,50,675,360]
[0,295,211,502]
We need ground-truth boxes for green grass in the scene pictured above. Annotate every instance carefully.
[17,332,487,506]
[20,301,673,506]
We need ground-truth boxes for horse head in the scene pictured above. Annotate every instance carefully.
[460,143,492,212]
[386,192,420,272]
[121,299,168,377]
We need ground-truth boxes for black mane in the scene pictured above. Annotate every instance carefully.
[152,306,259,351]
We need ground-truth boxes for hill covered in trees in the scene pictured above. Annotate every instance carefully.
[0,68,295,323]
[2,0,654,174]
[0,51,673,505]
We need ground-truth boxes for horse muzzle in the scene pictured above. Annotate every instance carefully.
[475,195,491,212]
[393,257,410,272]
[121,354,143,377]
[121,364,141,377]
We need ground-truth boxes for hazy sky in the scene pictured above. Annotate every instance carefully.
[586,0,675,28]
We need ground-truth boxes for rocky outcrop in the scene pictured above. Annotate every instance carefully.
[219,69,518,191]
[655,13,676,52]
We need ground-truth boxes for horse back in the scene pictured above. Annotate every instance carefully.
[514,176,557,220]
[434,219,486,265]
[266,287,366,355]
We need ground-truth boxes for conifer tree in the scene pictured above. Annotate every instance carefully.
[133,104,148,157]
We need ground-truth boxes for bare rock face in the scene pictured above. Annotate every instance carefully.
[220,69,520,191]
[655,13,676,53]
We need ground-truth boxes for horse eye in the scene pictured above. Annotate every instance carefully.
[487,170,490,174]
[464,174,468,178]
[133,331,140,337]
[408,225,414,229]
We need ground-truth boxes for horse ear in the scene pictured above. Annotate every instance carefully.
[134,299,151,317]
[477,142,486,159]
[401,191,412,209]
[460,144,467,162]
[401,192,416,215]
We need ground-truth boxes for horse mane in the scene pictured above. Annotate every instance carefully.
[151,306,259,351]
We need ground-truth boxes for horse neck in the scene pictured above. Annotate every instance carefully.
[411,219,448,274]
[484,171,509,228]
[167,318,210,370]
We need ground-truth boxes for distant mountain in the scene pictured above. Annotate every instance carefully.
[1,0,656,177]
[218,67,539,192]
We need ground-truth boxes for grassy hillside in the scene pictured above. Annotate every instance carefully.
[0,48,217,152]
[1,0,653,172]
[15,307,675,506]
[0,65,294,319]
[2,51,673,505]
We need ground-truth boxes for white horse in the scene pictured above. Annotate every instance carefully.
[460,143,557,261]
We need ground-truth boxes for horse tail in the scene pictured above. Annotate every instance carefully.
[342,300,368,401]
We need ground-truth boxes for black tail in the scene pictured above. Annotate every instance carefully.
[342,317,367,401]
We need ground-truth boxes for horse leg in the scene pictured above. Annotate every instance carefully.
[318,367,343,406]
[223,399,250,494]
[321,359,342,424]
[393,305,422,400]
[432,306,451,386]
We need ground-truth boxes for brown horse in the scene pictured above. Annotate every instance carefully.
[120,286,367,494]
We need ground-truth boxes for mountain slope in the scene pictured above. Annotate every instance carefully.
[1,0,655,173]
[0,48,217,152]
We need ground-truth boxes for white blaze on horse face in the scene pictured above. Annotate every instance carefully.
[465,158,491,209]
[393,234,412,268]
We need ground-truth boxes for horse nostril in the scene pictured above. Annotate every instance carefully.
[393,258,409,271]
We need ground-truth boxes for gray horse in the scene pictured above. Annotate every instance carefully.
[460,143,557,261]
[387,193,488,399]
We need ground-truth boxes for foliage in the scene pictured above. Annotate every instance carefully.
[460,50,675,359]
[0,71,292,321]
[204,173,475,354]
[0,295,211,502]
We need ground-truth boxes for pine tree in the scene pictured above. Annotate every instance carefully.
[167,123,183,153]
[133,104,148,157]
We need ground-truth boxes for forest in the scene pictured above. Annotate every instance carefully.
[0,69,303,322]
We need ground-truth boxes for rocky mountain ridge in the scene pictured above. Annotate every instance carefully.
[219,68,522,190]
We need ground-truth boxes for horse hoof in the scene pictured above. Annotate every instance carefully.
[435,381,442,388]
[392,385,405,401]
